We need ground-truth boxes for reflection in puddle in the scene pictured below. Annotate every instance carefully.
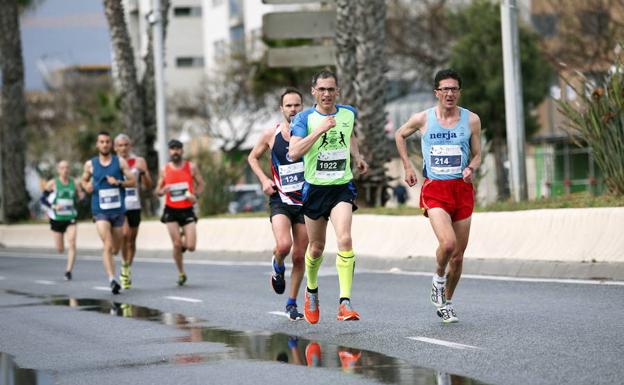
[9,294,487,384]
[0,352,55,385]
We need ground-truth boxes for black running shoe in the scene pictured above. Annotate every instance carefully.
[64,271,72,281]
[110,280,121,295]
[286,304,304,321]
[177,273,187,286]
[271,256,286,294]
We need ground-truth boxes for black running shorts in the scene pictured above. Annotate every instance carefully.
[160,206,197,227]
[125,209,141,228]
[302,182,358,220]
[50,218,76,233]
[270,202,305,225]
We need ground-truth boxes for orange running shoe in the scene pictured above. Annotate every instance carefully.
[338,350,362,370]
[337,300,360,321]
[305,342,321,367]
[304,291,320,324]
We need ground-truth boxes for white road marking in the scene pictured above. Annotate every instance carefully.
[164,296,203,303]
[407,336,480,350]
[2,251,623,286]
[34,280,56,285]
[92,286,111,291]
[375,268,624,286]
[268,310,289,318]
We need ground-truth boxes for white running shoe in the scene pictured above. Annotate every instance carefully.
[437,302,459,323]
[430,281,446,307]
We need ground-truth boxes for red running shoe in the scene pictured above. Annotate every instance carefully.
[304,291,320,324]
[337,300,360,321]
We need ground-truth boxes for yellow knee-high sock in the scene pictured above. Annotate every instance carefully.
[305,251,324,290]
[336,250,355,299]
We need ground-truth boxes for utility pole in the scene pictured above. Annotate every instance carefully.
[151,0,168,171]
[501,0,528,201]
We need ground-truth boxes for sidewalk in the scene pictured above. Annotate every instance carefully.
[1,207,623,281]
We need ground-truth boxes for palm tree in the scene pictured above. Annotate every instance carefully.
[102,0,145,155]
[335,0,356,105]
[0,0,31,222]
[354,0,390,206]
[102,0,170,214]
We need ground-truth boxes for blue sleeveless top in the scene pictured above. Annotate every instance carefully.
[421,107,472,180]
[91,155,125,215]
[270,126,304,205]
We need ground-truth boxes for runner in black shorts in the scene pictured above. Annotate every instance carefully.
[248,88,308,321]
[157,139,204,286]
[288,70,368,324]
[41,160,84,280]
[114,134,153,289]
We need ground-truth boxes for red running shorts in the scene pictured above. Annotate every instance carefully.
[420,178,474,222]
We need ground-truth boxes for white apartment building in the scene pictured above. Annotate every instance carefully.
[124,0,205,95]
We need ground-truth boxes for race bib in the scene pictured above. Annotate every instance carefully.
[125,187,139,203]
[169,182,189,202]
[55,198,75,216]
[278,162,304,192]
[315,149,347,179]
[430,145,462,174]
[99,188,121,210]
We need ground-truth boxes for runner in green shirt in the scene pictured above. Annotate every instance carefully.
[40,160,84,280]
[289,70,368,324]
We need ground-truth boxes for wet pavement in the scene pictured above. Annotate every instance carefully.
[3,291,485,385]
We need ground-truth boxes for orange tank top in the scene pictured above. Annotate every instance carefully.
[164,161,194,209]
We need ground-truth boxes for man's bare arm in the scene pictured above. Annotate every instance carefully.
[247,128,275,195]
[395,111,426,186]
[80,160,93,193]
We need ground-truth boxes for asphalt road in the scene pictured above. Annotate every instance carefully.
[0,252,623,385]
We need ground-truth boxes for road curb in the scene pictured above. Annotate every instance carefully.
[2,246,623,282]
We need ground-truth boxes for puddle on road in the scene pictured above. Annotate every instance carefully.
[5,293,487,385]
[0,352,55,385]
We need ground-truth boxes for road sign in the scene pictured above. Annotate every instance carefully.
[262,11,336,39]
[267,45,336,67]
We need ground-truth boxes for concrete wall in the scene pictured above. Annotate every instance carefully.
[1,208,622,263]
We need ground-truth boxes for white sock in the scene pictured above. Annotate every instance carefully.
[109,276,115,283]
[433,274,446,286]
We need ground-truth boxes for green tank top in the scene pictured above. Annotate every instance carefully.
[301,106,356,185]
[53,177,77,221]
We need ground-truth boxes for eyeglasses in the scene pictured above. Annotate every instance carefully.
[436,87,461,94]
[314,87,337,94]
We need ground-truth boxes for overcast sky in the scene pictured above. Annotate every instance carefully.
[20,0,112,91]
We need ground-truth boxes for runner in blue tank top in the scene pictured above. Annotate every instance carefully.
[81,131,136,294]
[248,88,308,321]
[395,69,482,323]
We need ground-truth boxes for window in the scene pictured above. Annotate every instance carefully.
[174,7,202,17]
[176,57,204,68]
[578,10,609,36]
[213,40,226,58]
[531,13,558,37]
[230,25,245,54]
[229,0,243,20]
